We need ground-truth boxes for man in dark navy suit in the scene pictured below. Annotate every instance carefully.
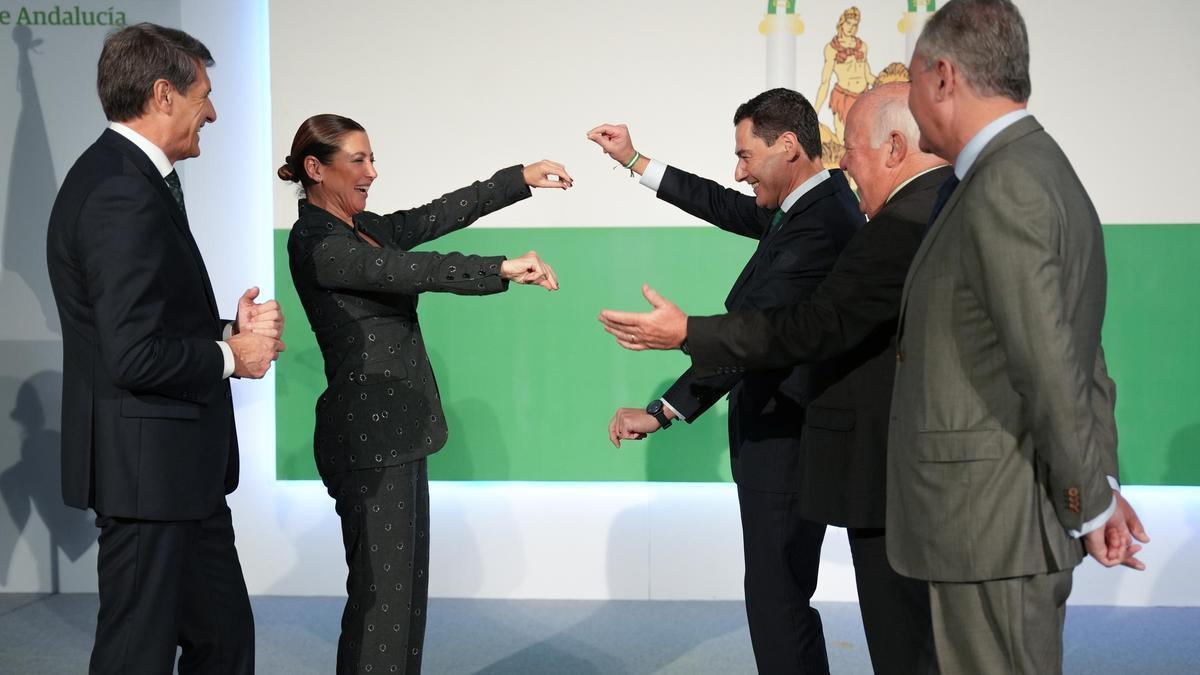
[46,23,283,674]
[596,83,950,674]
[590,88,863,674]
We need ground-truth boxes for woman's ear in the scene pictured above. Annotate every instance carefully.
[304,156,323,183]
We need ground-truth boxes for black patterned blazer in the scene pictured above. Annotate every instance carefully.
[287,165,529,477]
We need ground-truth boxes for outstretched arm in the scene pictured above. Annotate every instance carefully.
[378,162,571,249]
[588,123,767,238]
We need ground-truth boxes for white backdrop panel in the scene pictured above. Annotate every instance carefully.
[269,0,1200,228]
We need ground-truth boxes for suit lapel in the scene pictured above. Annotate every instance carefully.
[725,172,839,309]
[100,130,221,319]
[897,118,1044,338]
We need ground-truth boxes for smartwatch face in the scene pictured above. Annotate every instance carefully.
[647,400,663,415]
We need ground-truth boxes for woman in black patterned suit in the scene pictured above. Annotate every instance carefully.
[279,114,568,674]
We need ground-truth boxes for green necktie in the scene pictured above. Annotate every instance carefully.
[769,208,784,232]
[165,170,186,216]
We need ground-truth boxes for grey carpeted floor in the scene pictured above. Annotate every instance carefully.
[1,594,1196,673]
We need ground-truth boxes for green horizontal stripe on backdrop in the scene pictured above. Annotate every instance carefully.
[273,225,1200,486]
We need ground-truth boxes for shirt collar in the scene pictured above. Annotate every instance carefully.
[954,108,1030,179]
[108,121,174,178]
[884,165,950,206]
[781,169,831,213]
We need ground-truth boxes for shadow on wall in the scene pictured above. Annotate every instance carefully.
[0,27,85,592]
[0,372,93,590]
[3,26,60,335]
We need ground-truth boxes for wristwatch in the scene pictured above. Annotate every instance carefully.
[646,399,672,429]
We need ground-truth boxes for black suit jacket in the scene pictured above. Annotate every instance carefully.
[46,129,237,521]
[287,165,530,477]
[657,166,862,492]
[686,166,951,525]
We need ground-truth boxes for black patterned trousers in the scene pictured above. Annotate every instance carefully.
[324,459,430,674]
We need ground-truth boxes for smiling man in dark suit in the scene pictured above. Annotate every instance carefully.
[589,88,863,674]
[596,83,946,674]
[46,23,283,674]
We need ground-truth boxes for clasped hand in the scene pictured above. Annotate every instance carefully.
[1083,490,1150,571]
[228,286,286,379]
[502,251,559,291]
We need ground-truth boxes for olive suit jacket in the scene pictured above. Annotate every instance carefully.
[888,116,1118,582]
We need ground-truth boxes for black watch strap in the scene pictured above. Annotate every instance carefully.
[646,400,672,429]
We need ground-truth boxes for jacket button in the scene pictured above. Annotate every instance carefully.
[896,349,905,362]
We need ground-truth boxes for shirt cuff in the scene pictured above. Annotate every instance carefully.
[1107,475,1120,491]
[660,397,686,422]
[223,322,235,340]
[217,340,235,379]
[1068,492,1117,539]
[639,160,668,192]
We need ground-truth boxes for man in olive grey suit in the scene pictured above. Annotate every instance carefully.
[896,1,1148,671]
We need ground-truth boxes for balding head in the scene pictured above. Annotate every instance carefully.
[840,83,948,217]
[851,83,921,150]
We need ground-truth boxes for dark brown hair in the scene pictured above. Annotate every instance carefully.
[97,23,214,122]
[733,88,822,160]
[277,114,366,188]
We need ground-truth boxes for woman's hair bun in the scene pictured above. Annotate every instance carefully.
[277,159,297,182]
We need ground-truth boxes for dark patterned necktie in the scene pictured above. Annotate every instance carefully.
[164,170,186,215]
[925,174,960,235]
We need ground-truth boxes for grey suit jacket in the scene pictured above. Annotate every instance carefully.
[887,115,1119,582]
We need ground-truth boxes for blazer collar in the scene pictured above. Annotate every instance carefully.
[107,122,173,178]
[961,114,1042,182]
[727,170,849,308]
[908,116,1043,275]
[897,117,1044,341]
[779,168,845,224]
[97,128,219,319]
[98,128,189,229]
[879,165,953,217]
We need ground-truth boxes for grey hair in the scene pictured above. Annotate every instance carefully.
[867,89,921,149]
[98,23,214,122]
[913,0,1031,103]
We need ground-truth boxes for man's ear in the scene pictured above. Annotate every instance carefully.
[886,130,908,168]
[934,59,956,101]
[148,78,174,115]
[779,131,802,161]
